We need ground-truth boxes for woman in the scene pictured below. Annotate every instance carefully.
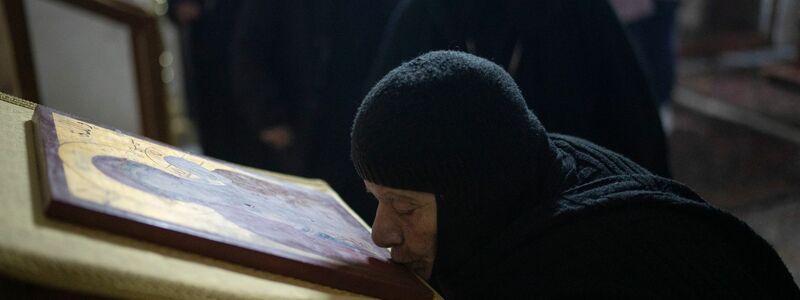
[351,51,798,298]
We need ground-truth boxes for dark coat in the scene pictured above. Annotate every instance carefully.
[370,0,671,177]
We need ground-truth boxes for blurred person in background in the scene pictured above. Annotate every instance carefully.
[610,0,680,130]
[168,0,259,166]
[370,0,670,177]
[306,0,401,223]
[231,0,320,174]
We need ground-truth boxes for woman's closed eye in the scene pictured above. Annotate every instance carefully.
[396,208,416,215]
[392,201,417,215]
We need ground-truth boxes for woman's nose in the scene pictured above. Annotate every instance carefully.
[371,203,403,248]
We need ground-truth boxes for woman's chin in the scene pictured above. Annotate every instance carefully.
[411,264,433,281]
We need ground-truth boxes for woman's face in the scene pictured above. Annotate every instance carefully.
[365,181,438,280]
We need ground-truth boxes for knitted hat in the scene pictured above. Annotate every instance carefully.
[351,51,563,281]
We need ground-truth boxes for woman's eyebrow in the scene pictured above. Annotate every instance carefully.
[385,192,415,202]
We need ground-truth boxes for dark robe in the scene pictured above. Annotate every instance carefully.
[370,0,671,178]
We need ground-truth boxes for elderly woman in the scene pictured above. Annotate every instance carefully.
[350,51,798,298]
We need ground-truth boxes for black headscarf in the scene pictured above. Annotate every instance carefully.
[353,51,566,282]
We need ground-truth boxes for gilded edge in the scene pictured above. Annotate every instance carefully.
[0,92,37,110]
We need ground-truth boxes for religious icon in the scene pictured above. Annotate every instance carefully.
[33,106,432,299]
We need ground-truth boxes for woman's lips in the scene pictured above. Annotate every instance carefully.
[391,257,424,269]
[392,258,425,271]
[390,257,415,265]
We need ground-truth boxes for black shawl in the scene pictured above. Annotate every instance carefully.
[431,134,800,298]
